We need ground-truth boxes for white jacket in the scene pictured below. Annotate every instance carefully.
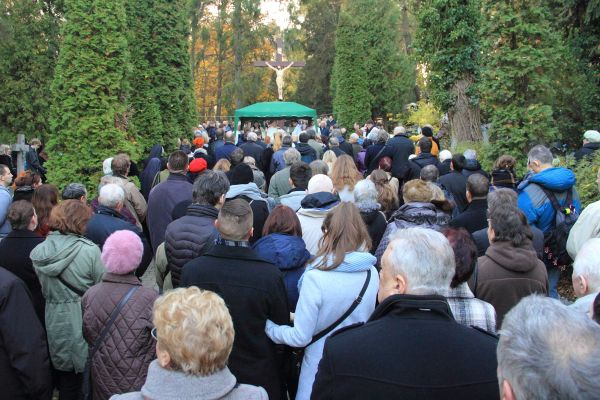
[567,200,600,259]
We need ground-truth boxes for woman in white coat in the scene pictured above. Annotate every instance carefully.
[265,202,379,400]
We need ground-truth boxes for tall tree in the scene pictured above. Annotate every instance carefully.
[331,0,415,127]
[479,0,566,165]
[294,0,341,114]
[0,0,62,142]
[47,0,135,191]
[127,0,197,150]
[415,0,482,144]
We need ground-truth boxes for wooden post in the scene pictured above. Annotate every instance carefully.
[11,134,29,174]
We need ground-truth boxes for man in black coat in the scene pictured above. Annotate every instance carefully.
[0,267,53,400]
[180,199,289,400]
[239,131,265,170]
[439,154,469,213]
[85,183,152,277]
[0,200,45,322]
[382,125,414,181]
[408,137,441,180]
[449,173,489,233]
[311,227,499,400]
[574,130,600,161]
[165,171,229,287]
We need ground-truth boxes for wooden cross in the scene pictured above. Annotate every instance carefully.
[254,38,305,100]
[10,134,29,174]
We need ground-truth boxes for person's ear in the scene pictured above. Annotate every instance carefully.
[248,227,254,239]
[288,178,293,187]
[214,219,220,229]
[466,190,473,202]
[502,379,516,400]
[395,273,407,295]
[156,343,171,369]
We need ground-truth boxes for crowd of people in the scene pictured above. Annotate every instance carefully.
[1,120,600,400]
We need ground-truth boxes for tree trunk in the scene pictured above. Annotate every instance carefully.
[448,76,481,145]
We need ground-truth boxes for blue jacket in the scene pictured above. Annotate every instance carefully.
[517,167,581,234]
[214,142,237,162]
[252,233,310,311]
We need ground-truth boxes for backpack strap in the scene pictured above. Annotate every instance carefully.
[539,186,571,213]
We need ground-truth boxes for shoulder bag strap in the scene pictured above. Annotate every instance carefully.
[308,269,372,346]
[539,186,564,213]
[89,286,139,359]
[57,270,86,297]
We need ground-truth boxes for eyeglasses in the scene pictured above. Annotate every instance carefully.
[151,327,158,341]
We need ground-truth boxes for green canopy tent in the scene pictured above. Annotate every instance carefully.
[233,101,318,135]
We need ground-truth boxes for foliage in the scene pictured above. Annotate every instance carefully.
[294,0,341,114]
[127,0,197,150]
[331,0,415,127]
[479,1,567,171]
[405,100,442,130]
[46,0,137,193]
[566,150,600,208]
[0,0,62,142]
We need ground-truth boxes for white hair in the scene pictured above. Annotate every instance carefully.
[247,131,258,142]
[386,227,455,295]
[283,148,301,166]
[463,149,477,160]
[393,126,406,135]
[243,156,256,167]
[308,174,333,194]
[498,295,600,399]
[103,157,114,175]
[527,145,553,165]
[439,149,452,162]
[98,183,125,209]
[349,133,360,141]
[573,238,600,293]
[353,179,380,212]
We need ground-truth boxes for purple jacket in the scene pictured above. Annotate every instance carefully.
[147,174,193,253]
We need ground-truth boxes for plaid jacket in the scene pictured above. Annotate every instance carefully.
[441,283,497,333]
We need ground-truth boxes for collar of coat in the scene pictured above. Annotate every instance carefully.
[206,243,271,264]
[368,294,455,323]
[186,203,219,219]
[102,272,142,286]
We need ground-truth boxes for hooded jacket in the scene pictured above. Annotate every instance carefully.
[375,202,450,265]
[297,192,340,255]
[295,142,317,164]
[517,167,581,234]
[408,153,441,180]
[462,159,489,179]
[253,233,310,310]
[474,239,548,327]
[30,232,105,372]
[278,189,307,212]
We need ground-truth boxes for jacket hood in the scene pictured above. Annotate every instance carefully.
[30,232,93,277]
[584,142,600,150]
[252,233,310,271]
[300,192,340,209]
[361,209,382,224]
[412,153,438,168]
[527,167,576,192]
[295,142,314,155]
[485,239,539,273]
[463,159,482,171]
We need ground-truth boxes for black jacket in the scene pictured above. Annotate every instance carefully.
[0,267,53,400]
[180,244,289,400]
[574,142,600,161]
[438,171,468,213]
[164,204,218,287]
[85,205,152,277]
[240,141,266,170]
[0,154,16,176]
[382,133,414,180]
[438,159,451,176]
[408,153,441,180]
[0,230,45,323]
[311,294,499,400]
[449,198,488,233]
[231,194,269,244]
[472,224,545,259]
[462,159,489,179]
[339,140,354,157]
[364,143,385,174]
[360,210,387,255]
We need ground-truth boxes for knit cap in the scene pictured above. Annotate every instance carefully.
[101,230,143,275]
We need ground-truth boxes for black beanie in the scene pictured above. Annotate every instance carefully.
[229,163,254,185]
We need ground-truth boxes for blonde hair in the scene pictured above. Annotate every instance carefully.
[330,154,362,191]
[153,287,234,376]
[402,179,433,203]
[322,150,337,175]
[273,130,284,152]
[213,158,231,172]
[369,169,399,216]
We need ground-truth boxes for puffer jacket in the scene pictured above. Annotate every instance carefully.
[253,233,310,310]
[82,273,158,400]
[517,167,581,234]
[375,202,450,265]
[164,204,219,288]
[30,232,105,372]
[297,192,340,255]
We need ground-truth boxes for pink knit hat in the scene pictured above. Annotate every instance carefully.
[101,230,143,275]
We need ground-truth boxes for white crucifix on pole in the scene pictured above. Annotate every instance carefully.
[254,38,305,101]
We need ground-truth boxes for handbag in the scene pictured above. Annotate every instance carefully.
[286,269,372,396]
[82,286,139,400]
